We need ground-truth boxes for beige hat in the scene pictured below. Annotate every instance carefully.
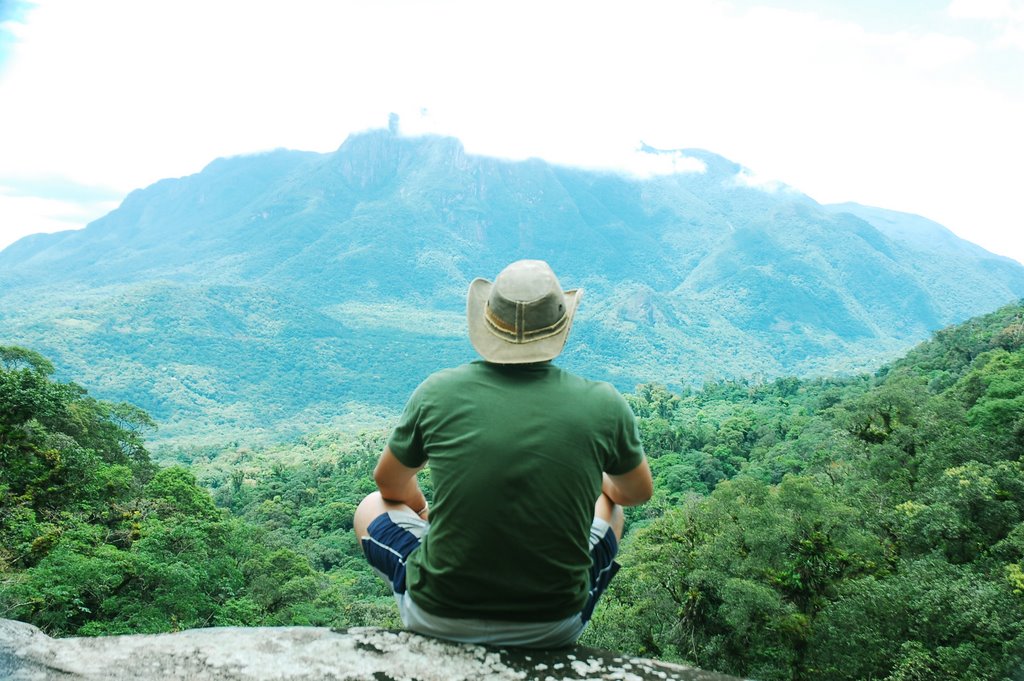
[467,260,582,364]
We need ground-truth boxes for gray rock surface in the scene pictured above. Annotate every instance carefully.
[0,618,743,681]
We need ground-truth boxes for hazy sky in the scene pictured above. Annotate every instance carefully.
[1,0,1022,263]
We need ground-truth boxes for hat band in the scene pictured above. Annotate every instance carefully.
[485,300,568,344]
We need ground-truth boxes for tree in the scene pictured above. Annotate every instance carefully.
[589,475,884,680]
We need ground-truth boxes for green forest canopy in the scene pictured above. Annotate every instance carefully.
[3,300,1024,680]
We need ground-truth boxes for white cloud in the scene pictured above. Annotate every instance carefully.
[623,150,708,179]
[995,24,1024,48]
[732,170,790,194]
[890,31,977,68]
[948,0,1024,51]
[0,0,1022,264]
[948,0,1018,20]
[0,190,118,249]
[0,19,27,39]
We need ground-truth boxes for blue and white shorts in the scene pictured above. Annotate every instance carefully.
[361,510,620,648]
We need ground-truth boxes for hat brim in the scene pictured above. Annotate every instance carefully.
[466,278,582,364]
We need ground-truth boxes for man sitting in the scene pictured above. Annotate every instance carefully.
[354,259,653,648]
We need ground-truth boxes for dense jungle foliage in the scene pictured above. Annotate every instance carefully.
[586,302,1024,680]
[3,300,1024,680]
[0,347,395,634]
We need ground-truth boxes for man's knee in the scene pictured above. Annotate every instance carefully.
[354,492,423,548]
[354,492,387,547]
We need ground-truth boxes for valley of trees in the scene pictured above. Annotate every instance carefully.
[3,300,1024,680]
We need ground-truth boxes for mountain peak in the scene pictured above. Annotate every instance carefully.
[2,133,1022,441]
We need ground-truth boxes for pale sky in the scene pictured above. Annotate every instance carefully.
[1,0,1022,263]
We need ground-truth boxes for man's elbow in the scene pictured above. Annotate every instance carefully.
[622,480,654,506]
[373,465,403,499]
[637,479,654,504]
[372,463,388,490]
[608,473,654,507]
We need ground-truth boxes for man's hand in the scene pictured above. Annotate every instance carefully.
[602,459,654,507]
[374,446,428,516]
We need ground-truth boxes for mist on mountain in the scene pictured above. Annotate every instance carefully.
[2,128,1021,443]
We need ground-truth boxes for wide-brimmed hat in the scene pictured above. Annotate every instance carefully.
[467,260,582,364]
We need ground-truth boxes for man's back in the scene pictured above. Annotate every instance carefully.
[353,259,652,647]
[388,361,644,621]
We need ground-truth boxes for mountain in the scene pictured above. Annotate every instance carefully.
[825,201,997,258]
[823,201,1024,320]
[2,128,1022,444]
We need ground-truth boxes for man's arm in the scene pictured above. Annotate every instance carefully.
[602,458,653,507]
[374,445,429,516]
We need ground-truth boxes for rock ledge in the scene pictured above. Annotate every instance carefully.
[0,618,743,680]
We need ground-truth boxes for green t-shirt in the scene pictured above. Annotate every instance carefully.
[387,361,645,622]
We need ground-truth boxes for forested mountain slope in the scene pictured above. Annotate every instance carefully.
[2,128,1022,443]
[0,346,398,636]
[586,300,1024,680]
[4,301,1022,679]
